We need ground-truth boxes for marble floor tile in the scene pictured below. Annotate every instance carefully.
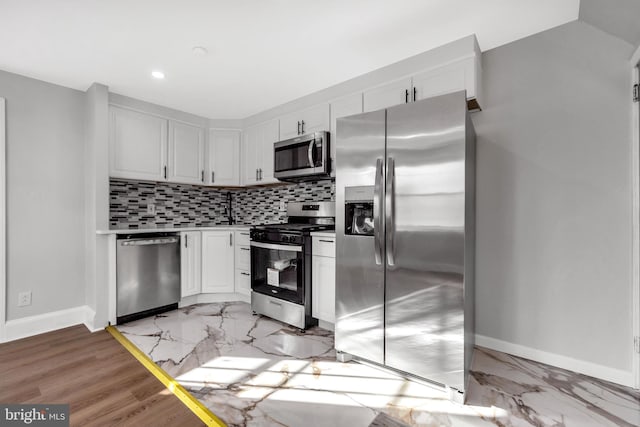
[117,302,640,427]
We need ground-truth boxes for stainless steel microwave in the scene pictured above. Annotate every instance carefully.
[274,131,330,181]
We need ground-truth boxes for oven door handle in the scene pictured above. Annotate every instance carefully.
[250,241,303,252]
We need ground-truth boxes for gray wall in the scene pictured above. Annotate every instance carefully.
[0,70,86,320]
[472,21,634,371]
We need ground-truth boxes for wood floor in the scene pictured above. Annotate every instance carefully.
[0,325,204,426]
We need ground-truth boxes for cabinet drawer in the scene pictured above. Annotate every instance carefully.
[235,269,251,296]
[312,236,336,258]
[235,245,251,270]
[236,230,250,246]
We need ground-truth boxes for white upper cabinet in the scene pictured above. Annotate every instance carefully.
[109,106,168,181]
[329,93,363,176]
[242,119,279,185]
[362,39,482,112]
[279,103,330,140]
[242,124,260,186]
[201,231,235,293]
[168,121,205,185]
[208,129,240,186]
[412,57,479,104]
[109,105,212,184]
[363,78,412,113]
[259,118,279,184]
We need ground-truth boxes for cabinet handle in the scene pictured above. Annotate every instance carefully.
[256,169,259,181]
[319,239,334,243]
[301,120,305,134]
[201,170,204,182]
[240,232,249,236]
[259,168,262,180]
[164,165,167,179]
[185,235,188,248]
[405,89,409,103]
[212,171,215,183]
[297,121,301,135]
[240,247,250,251]
[240,272,250,276]
[230,233,233,246]
[413,87,417,102]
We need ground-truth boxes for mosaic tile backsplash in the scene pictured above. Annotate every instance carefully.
[109,179,335,229]
[234,179,334,224]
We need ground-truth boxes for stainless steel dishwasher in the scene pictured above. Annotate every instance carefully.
[116,233,181,324]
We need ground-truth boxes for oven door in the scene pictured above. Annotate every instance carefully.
[274,132,328,180]
[250,241,305,304]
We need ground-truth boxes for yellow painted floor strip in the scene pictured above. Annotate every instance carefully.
[106,325,227,427]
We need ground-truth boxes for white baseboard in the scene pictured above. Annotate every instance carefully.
[475,334,634,388]
[3,305,98,343]
[82,306,103,332]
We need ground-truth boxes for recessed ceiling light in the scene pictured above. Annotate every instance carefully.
[151,70,165,79]
[192,46,208,56]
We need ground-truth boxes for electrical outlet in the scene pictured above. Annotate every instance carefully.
[18,291,31,307]
[147,204,156,215]
[279,201,286,212]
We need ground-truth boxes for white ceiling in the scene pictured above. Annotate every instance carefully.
[580,0,640,48]
[0,0,579,119]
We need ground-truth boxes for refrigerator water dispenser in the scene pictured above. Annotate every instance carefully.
[344,186,375,236]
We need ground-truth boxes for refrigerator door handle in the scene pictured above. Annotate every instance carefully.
[373,157,383,265]
[385,157,396,266]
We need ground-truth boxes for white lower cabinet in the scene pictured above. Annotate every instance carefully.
[234,230,251,297]
[180,231,202,298]
[201,231,235,293]
[235,269,251,297]
[312,236,336,324]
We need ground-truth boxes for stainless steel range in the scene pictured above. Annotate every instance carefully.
[250,202,335,329]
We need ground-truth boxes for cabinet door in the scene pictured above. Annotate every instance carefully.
[180,232,201,298]
[235,270,251,297]
[235,245,251,271]
[109,106,167,181]
[279,111,302,140]
[412,58,474,102]
[312,255,336,323]
[168,121,205,185]
[208,129,240,186]
[258,119,279,184]
[363,78,412,113]
[280,104,329,140]
[242,125,260,185]
[299,103,330,135]
[201,231,235,293]
[330,93,363,176]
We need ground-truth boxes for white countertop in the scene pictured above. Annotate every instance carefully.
[311,231,336,238]
[96,225,252,235]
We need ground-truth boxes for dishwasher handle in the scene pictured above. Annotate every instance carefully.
[120,237,179,246]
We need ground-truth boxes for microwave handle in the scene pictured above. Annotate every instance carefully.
[307,139,316,167]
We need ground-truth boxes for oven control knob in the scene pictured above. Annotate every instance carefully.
[282,235,289,242]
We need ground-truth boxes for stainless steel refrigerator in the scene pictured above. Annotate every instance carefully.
[335,90,475,397]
